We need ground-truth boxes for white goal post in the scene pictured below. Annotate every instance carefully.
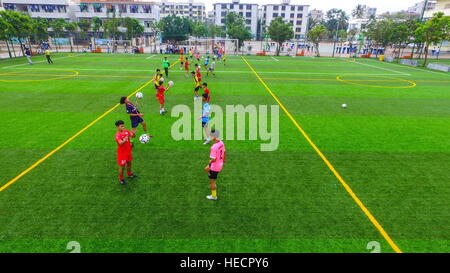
[93,39,134,53]
[187,38,239,56]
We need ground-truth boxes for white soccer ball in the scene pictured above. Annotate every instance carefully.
[342,104,347,109]
[159,77,164,83]
[168,81,174,87]
[136,92,144,99]
[198,66,201,69]
[139,134,150,144]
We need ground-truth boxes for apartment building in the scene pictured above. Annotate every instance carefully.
[262,0,309,39]
[213,0,259,37]
[159,0,205,21]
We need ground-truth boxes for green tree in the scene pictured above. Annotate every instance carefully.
[0,16,14,58]
[77,18,92,40]
[192,21,208,38]
[415,12,450,66]
[92,17,102,38]
[50,18,66,51]
[32,18,49,44]
[225,12,252,50]
[366,19,394,57]
[0,9,33,56]
[64,22,77,52]
[325,9,349,39]
[123,17,144,40]
[307,25,328,57]
[159,15,192,43]
[208,24,224,38]
[267,17,294,56]
[352,4,365,19]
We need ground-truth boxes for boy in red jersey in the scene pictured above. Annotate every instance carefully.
[155,79,172,115]
[202,82,210,103]
[115,120,138,185]
[184,58,189,78]
[195,63,202,82]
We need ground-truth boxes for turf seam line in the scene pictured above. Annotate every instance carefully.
[241,56,403,254]
[0,61,179,192]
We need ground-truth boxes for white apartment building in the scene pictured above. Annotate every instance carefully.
[213,0,259,37]
[262,0,309,39]
[309,8,324,22]
[159,0,205,21]
[424,0,450,18]
[347,5,377,33]
[73,0,160,32]
[2,0,71,20]
[408,0,437,15]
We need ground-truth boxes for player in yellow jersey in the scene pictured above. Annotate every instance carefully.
[152,69,163,89]
[191,71,202,100]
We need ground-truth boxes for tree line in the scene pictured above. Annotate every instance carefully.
[307,8,450,66]
[0,9,144,57]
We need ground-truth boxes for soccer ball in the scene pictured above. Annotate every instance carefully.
[136,92,144,99]
[139,134,150,144]
[342,104,347,109]
[198,66,201,69]
[159,77,164,83]
[168,81,174,87]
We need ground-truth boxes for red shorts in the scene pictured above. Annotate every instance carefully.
[156,94,165,104]
[117,153,132,166]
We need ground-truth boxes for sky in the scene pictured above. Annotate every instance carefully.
[203,0,422,14]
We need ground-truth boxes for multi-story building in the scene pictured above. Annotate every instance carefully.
[159,0,205,21]
[262,0,309,39]
[213,0,259,37]
[309,8,324,22]
[347,5,377,33]
[408,0,437,15]
[424,0,450,18]
[2,0,71,20]
[72,0,160,32]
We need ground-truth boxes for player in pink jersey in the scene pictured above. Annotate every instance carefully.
[204,129,226,200]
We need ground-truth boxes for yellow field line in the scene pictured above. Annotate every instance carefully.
[242,56,403,254]
[0,60,179,192]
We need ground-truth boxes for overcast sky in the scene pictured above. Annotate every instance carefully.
[203,0,421,14]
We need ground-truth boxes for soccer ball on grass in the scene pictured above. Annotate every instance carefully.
[168,81,174,87]
[139,134,151,144]
[136,92,144,99]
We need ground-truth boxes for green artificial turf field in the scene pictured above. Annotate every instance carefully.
[0,53,449,253]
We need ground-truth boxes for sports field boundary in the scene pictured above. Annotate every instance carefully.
[0,60,179,192]
[242,56,403,254]
[2,54,83,69]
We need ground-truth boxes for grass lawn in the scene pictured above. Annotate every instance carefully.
[0,53,449,253]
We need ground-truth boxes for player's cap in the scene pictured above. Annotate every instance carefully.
[210,129,220,139]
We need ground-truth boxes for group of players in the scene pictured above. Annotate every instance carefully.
[114,49,226,200]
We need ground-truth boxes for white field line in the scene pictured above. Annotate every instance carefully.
[344,59,410,76]
[2,54,83,69]
[145,55,156,59]
[0,67,408,76]
[271,57,280,61]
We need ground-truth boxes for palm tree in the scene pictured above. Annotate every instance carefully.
[352,5,365,19]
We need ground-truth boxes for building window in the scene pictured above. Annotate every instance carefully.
[247,4,251,9]
[297,13,302,18]
[246,12,251,17]
[221,4,226,9]
[296,28,301,32]
[274,6,278,11]
[239,4,243,9]
[281,13,285,17]
[291,6,295,11]
[297,6,303,11]
[281,6,286,11]
[273,13,278,17]
[290,13,294,18]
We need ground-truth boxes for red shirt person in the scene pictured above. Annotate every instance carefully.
[155,79,172,115]
[115,120,138,185]
[202,82,211,103]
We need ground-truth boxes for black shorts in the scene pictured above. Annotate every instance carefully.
[202,121,208,128]
[195,86,200,91]
[180,61,184,65]
[208,170,219,180]
[131,117,144,128]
